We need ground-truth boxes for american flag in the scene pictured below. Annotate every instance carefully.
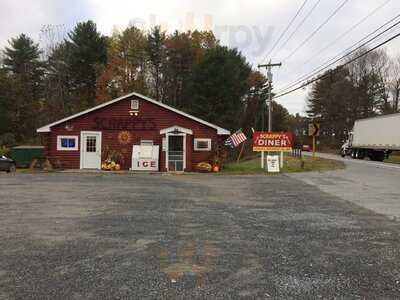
[224,129,247,148]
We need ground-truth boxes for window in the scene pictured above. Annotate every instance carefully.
[140,140,153,146]
[194,138,211,151]
[86,136,97,152]
[131,99,139,110]
[57,136,78,151]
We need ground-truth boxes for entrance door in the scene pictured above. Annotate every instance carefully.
[81,132,102,169]
[168,135,184,171]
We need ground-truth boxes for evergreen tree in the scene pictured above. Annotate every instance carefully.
[146,26,166,101]
[3,34,42,77]
[1,34,44,142]
[307,67,356,146]
[186,46,251,130]
[163,31,196,108]
[44,42,74,120]
[0,70,12,141]
[241,71,268,132]
[66,20,107,108]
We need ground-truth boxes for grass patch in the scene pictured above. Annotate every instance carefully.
[221,155,344,175]
[385,155,400,164]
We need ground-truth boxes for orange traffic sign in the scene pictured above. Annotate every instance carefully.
[308,122,320,137]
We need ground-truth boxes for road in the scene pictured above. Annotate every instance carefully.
[290,152,400,219]
[1,172,400,299]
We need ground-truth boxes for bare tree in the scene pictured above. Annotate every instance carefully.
[389,55,400,112]
[345,48,391,116]
[39,24,67,60]
[368,49,391,114]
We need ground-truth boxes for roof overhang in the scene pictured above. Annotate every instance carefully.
[37,92,230,135]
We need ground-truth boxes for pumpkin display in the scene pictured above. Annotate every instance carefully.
[102,160,121,171]
[195,162,212,172]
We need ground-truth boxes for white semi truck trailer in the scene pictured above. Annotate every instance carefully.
[341,113,400,161]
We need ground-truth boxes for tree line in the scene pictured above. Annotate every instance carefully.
[0,20,295,148]
[4,19,391,151]
[307,48,400,147]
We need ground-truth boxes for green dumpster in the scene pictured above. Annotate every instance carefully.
[10,146,45,168]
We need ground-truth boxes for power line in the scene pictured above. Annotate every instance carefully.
[276,14,400,94]
[301,0,392,67]
[274,0,323,60]
[276,23,399,96]
[283,0,350,62]
[276,16,400,95]
[274,31,400,99]
[261,0,309,64]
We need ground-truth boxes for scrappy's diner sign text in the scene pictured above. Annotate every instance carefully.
[253,132,293,152]
[92,117,157,131]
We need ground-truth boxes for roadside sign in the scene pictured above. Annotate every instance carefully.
[267,155,280,173]
[253,132,293,152]
[308,122,320,137]
[308,122,320,159]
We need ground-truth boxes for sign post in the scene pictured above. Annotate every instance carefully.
[237,141,246,163]
[313,136,316,159]
[308,122,320,159]
[261,151,265,169]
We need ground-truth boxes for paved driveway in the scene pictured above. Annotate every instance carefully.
[293,152,400,219]
[1,172,400,299]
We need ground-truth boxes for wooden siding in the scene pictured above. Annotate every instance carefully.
[44,95,222,171]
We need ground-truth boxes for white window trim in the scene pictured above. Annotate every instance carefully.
[165,132,186,171]
[80,131,102,169]
[194,138,212,151]
[131,99,139,110]
[57,135,79,151]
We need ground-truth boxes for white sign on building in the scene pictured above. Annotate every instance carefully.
[131,144,159,171]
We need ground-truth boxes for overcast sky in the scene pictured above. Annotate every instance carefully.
[1,0,400,114]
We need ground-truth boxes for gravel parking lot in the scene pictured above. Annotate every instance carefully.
[1,172,400,299]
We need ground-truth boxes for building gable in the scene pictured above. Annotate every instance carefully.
[37,92,230,135]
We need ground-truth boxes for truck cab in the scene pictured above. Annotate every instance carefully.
[340,132,353,157]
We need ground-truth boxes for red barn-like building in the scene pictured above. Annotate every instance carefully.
[37,92,230,172]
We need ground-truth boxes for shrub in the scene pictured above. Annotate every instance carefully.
[0,145,10,156]
[0,133,16,147]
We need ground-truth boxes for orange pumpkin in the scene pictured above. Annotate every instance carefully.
[114,164,121,171]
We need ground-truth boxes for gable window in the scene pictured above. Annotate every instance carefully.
[57,136,78,151]
[194,138,211,151]
[131,99,139,110]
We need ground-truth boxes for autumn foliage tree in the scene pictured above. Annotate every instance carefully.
[3,20,399,149]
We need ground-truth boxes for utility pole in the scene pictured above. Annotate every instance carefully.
[258,61,282,170]
[258,61,282,132]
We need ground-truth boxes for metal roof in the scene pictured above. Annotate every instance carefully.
[37,92,230,135]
